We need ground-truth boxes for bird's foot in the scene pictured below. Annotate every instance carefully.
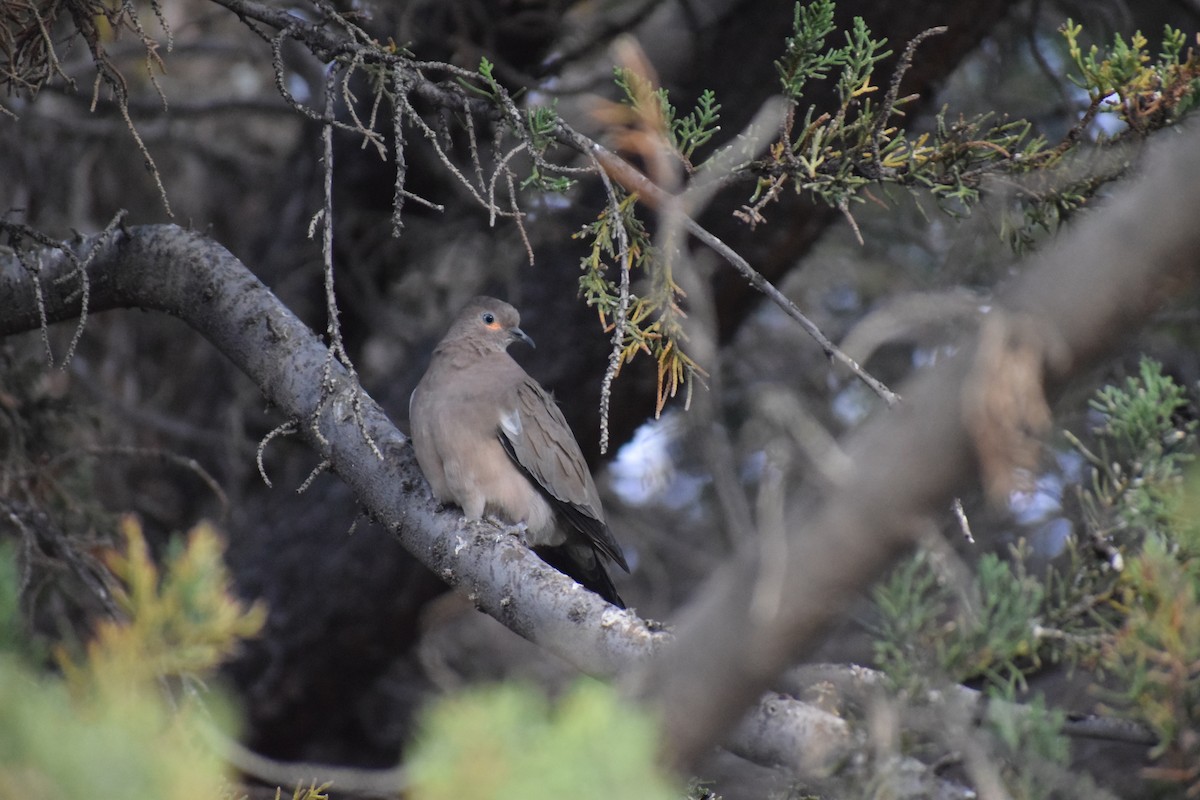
[482,515,529,544]
[466,513,513,531]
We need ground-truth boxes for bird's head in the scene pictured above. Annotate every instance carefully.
[446,296,536,353]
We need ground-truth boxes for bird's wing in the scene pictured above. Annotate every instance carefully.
[498,377,629,571]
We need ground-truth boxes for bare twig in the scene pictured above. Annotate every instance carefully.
[390,65,410,235]
[339,50,388,159]
[952,497,975,543]
[394,89,506,215]
[256,420,299,488]
[1,210,126,368]
[25,445,230,522]
[297,458,333,494]
[594,156,633,456]
[870,26,948,174]
[503,158,535,266]
[12,248,52,365]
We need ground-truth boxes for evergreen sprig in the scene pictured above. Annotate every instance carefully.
[775,0,846,98]
[870,357,1200,796]
[1061,20,1200,131]
[613,67,723,168]
[872,549,1043,693]
[575,187,706,417]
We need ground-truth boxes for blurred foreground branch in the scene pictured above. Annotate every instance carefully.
[627,122,1200,768]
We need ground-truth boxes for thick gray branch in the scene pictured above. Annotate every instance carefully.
[0,225,663,672]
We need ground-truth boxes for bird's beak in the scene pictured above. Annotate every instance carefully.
[511,326,536,349]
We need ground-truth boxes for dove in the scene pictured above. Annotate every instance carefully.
[409,296,629,607]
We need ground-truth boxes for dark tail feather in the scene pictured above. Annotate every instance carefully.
[533,543,625,609]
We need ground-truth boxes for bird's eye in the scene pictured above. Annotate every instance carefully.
[482,312,496,325]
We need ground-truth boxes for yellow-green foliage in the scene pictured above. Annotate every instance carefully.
[408,681,678,800]
[63,516,267,694]
[576,186,705,419]
[872,549,1045,693]
[0,654,225,800]
[1108,532,1200,757]
[1061,20,1200,131]
[0,517,266,800]
[1102,471,1200,787]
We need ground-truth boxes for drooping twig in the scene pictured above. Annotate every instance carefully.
[311,64,383,462]
[25,445,231,522]
[256,420,299,487]
[1,210,126,369]
[593,156,634,456]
